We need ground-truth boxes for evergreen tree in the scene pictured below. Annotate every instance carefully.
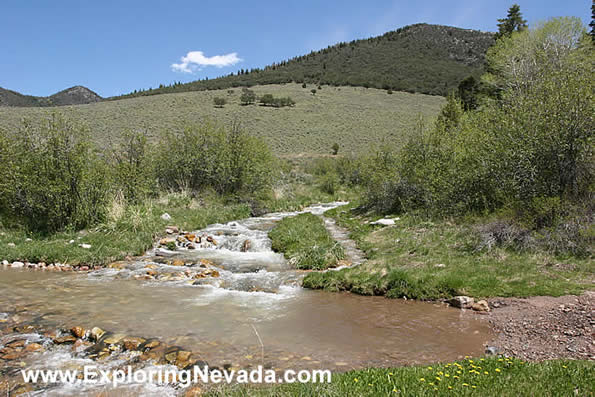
[457,75,479,110]
[496,4,528,39]
[590,0,595,42]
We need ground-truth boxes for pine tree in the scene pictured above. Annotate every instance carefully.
[496,4,527,39]
[590,0,594,42]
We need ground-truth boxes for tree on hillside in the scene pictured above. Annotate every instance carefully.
[240,88,256,105]
[457,75,479,110]
[590,0,594,42]
[496,4,527,39]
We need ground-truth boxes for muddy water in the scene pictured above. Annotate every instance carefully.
[0,202,492,395]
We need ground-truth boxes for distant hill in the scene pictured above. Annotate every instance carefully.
[0,84,443,155]
[117,23,494,99]
[0,86,102,107]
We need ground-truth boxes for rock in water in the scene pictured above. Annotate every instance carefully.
[241,239,251,252]
[450,296,474,309]
[472,300,490,312]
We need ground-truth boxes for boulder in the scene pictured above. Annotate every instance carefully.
[449,296,474,309]
[370,218,396,226]
[11,261,24,268]
[241,239,251,252]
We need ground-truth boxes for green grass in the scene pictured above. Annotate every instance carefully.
[269,213,345,270]
[302,203,594,299]
[205,358,593,397]
[0,194,251,266]
[0,84,443,155]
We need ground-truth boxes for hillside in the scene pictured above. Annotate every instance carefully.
[118,23,494,99]
[0,85,102,107]
[0,83,443,155]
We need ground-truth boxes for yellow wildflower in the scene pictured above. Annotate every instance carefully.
[472,385,477,389]
[463,383,469,387]
[484,371,489,375]
[436,376,441,381]
[445,373,450,378]
[354,378,358,382]
[427,366,433,370]
[420,378,425,382]
[495,368,501,373]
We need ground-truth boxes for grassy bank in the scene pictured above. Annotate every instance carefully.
[302,204,593,299]
[269,213,345,270]
[205,357,593,397]
[0,194,251,266]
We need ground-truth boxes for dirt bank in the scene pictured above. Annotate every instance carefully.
[485,291,594,361]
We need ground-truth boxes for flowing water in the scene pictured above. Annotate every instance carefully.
[0,203,492,395]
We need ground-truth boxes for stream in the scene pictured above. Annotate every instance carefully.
[0,202,492,395]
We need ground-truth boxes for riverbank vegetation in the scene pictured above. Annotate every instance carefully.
[269,213,345,270]
[206,357,593,397]
[0,115,348,265]
[302,17,594,299]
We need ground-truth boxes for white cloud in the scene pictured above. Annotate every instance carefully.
[171,51,242,73]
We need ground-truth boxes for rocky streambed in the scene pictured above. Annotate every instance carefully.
[0,203,492,395]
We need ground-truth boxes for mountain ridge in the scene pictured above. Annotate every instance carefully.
[0,85,102,107]
[1,23,494,106]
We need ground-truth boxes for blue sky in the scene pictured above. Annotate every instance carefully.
[1,1,590,97]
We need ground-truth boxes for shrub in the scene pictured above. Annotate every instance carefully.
[0,114,110,233]
[113,130,157,203]
[213,97,226,107]
[240,88,256,105]
[154,121,275,195]
[331,142,339,155]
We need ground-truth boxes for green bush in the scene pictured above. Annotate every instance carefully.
[0,114,110,233]
[154,121,275,195]
[112,130,157,203]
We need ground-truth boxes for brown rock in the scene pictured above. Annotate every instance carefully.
[71,326,86,338]
[472,300,490,312]
[144,340,160,350]
[241,239,251,252]
[185,234,196,242]
[54,335,77,344]
[171,259,185,267]
[184,385,203,397]
[159,237,176,246]
[146,270,158,277]
[122,337,146,351]
[7,340,26,348]
[145,264,158,269]
[25,343,44,352]
[166,226,179,234]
